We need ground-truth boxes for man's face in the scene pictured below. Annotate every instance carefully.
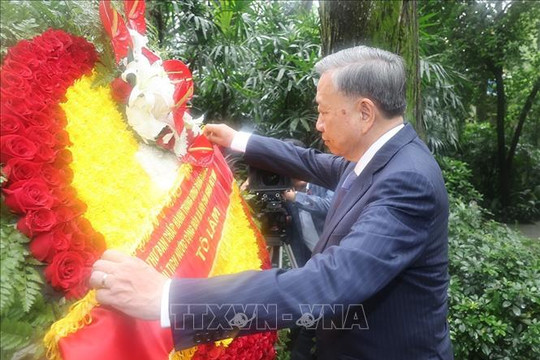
[315,72,363,161]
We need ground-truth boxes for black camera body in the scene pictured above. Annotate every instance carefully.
[247,167,291,192]
[248,167,292,247]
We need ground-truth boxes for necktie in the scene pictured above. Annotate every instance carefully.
[333,171,357,210]
[311,171,357,255]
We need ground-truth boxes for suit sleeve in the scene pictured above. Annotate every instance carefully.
[169,170,438,350]
[294,190,333,216]
[244,134,349,191]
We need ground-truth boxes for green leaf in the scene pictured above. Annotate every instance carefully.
[0,318,34,351]
[19,268,44,313]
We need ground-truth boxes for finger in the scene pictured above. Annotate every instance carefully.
[204,123,220,132]
[92,259,119,274]
[95,288,115,306]
[89,270,107,289]
[203,131,214,141]
[203,124,217,137]
[101,249,130,262]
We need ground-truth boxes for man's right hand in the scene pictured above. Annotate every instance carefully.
[203,124,237,148]
[284,189,296,202]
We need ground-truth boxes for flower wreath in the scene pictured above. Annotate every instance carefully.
[1,29,103,298]
[0,1,276,359]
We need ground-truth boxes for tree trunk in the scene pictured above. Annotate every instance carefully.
[318,0,421,134]
[149,0,165,46]
[319,0,373,56]
[506,75,540,174]
[477,80,489,123]
[493,65,510,207]
[301,1,313,12]
[397,0,421,137]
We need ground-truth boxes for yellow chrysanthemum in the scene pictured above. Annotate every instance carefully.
[61,73,180,252]
[210,185,262,276]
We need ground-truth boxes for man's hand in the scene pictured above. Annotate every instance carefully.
[284,189,296,202]
[89,250,167,320]
[203,124,237,147]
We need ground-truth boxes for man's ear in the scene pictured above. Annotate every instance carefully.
[356,98,376,134]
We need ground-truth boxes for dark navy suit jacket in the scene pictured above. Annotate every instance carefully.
[169,124,453,359]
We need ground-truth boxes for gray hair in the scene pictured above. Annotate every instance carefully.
[314,46,406,117]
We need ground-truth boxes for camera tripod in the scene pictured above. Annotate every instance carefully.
[265,235,299,269]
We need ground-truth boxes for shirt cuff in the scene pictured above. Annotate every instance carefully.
[160,279,172,328]
[230,131,251,153]
[295,191,308,205]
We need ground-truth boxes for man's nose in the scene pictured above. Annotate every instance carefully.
[316,116,324,132]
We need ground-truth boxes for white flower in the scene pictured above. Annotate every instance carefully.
[184,113,204,134]
[120,29,200,158]
[173,129,189,158]
[122,45,175,141]
[128,29,149,57]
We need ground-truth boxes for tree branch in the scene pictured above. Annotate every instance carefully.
[507,75,540,166]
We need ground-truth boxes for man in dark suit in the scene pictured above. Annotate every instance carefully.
[284,179,333,267]
[91,45,453,359]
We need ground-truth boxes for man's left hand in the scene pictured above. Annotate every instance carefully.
[90,250,167,320]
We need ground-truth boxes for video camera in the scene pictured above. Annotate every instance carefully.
[248,166,297,267]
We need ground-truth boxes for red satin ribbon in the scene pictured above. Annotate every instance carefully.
[58,149,234,359]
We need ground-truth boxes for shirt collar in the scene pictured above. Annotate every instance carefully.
[353,123,404,176]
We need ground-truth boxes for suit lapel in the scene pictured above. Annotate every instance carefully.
[323,163,356,222]
[313,124,418,254]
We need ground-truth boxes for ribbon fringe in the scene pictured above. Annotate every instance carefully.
[44,291,99,360]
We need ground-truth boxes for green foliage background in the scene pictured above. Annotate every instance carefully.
[441,158,540,359]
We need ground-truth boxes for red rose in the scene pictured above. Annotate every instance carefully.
[24,111,52,130]
[45,250,90,299]
[34,38,60,57]
[110,77,133,104]
[33,71,55,95]
[87,232,106,258]
[43,58,63,76]
[1,70,31,96]
[3,179,54,213]
[66,217,99,253]
[80,248,100,266]
[55,205,82,223]
[3,98,36,123]
[26,57,44,72]
[1,58,33,80]
[51,186,78,207]
[30,226,72,262]
[0,134,37,163]
[3,158,42,183]
[53,110,68,129]
[26,126,56,147]
[41,164,73,187]
[6,40,43,64]
[53,149,73,167]
[70,230,89,251]
[48,30,73,49]
[17,208,58,236]
[73,217,93,234]
[0,112,24,135]
[54,130,72,147]
[33,144,57,163]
